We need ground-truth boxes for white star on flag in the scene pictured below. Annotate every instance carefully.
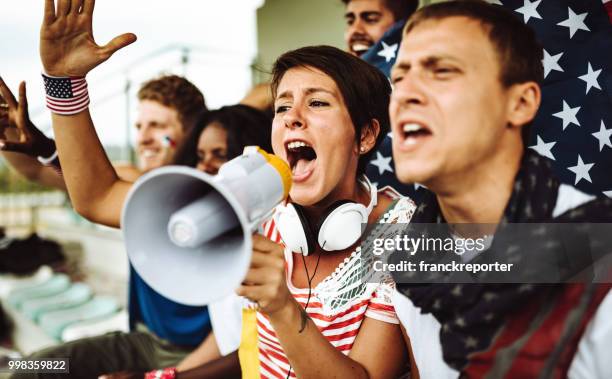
[455,317,466,328]
[369,152,393,175]
[485,0,503,4]
[515,0,542,23]
[464,336,479,349]
[377,41,398,63]
[377,40,398,63]
[518,284,534,292]
[604,191,612,199]
[592,121,612,151]
[578,62,602,94]
[568,155,594,184]
[529,135,556,160]
[553,100,580,130]
[542,49,564,78]
[557,7,590,38]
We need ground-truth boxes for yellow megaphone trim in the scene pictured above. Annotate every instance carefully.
[254,147,292,200]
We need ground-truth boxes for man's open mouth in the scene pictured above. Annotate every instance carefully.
[140,149,160,159]
[402,123,432,140]
[350,39,374,56]
[396,122,434,149]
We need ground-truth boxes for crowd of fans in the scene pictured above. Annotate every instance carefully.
[0,1,610,378]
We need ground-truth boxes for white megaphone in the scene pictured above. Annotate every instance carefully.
[121,146,292,306]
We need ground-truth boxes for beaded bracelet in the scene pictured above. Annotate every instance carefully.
[144,367,177,379]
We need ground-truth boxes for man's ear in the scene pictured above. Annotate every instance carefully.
[359,119,380,154]
[507,81,541,130]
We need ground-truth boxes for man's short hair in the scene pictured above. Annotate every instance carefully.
[137,75,207,130]
[404,0,544,144]
[271,45,391,176]
[342,0,419,22]
[404,1,543,86]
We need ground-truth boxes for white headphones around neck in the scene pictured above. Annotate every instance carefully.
[274,176,377,256]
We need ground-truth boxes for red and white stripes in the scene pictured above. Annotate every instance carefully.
[256,204,400,379]
[42,74,90,115]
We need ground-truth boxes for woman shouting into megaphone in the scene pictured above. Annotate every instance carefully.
[235,46,417,379]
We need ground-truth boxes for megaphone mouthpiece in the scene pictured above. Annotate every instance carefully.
[252,148,292,199]
[168,191,239,248]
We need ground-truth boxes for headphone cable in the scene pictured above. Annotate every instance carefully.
[286,249,322,379]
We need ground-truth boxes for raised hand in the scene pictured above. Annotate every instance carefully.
[0,78,55,157]
[40,0,137,77]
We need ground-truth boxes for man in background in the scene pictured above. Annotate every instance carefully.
[343,0,418,57]
[342,0,420,198]
[0,74,205,186]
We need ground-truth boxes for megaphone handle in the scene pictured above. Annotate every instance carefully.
[242,206,284,311]
[242,297,260,311]
[250,208,276,233]
[242,215,278,310]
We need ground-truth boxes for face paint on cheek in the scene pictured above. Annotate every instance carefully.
[162,135,177,148]
[153,135,178,167]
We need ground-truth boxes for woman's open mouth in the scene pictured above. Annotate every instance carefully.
[285,140,317,183]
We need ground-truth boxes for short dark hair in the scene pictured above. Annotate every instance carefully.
[342,0,419,22]
[173,104,272,167]
[404,0,543,144]
[138,75,207,131]
[271,45,391,175]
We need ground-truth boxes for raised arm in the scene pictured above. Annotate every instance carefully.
[39,0,137,227]
[0,79,66,189]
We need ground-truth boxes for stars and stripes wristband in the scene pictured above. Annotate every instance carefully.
[144,367,177,379]
[42,73,90,115]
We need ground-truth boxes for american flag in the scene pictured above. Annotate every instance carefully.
[363,0,612,200]
[42,75,90,115]
[361,20,422,201]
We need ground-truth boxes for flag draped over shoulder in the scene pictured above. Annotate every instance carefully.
[361,20,422,201]
[362,0,612,200]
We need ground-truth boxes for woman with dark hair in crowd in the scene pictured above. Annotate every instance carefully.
[173,104,272,174]
[231,45,416,379]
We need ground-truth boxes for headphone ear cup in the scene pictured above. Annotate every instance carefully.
[292,204,317,255]
[317,200,368,252]
[315,200,353,233]
[275,204,316,256]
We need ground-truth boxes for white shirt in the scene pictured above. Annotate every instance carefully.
[208,293,243,356]
[568,291,612,379]
[392,290,459,379]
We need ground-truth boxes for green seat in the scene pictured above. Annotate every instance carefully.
[38,296,119,340]
[7,274,70,308]
[21,283,92,321]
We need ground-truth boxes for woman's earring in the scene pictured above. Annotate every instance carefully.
[360,147,366,154]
